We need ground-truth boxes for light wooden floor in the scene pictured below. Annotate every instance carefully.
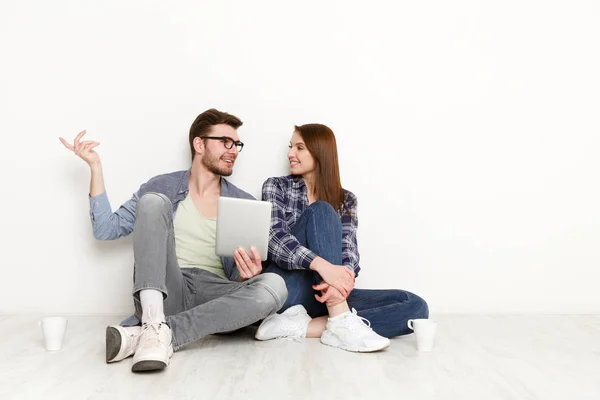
[0,314,598,400]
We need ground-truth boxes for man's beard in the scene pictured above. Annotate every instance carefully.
[201,151,233,176]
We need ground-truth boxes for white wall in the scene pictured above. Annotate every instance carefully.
[1,0,599,314]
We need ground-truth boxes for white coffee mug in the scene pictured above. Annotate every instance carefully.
[407,318,437,352]
[39,317,68,351]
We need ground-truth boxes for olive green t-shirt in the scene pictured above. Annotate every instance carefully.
[173,194,225,278]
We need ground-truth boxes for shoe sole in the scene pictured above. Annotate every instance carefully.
[132,359,168,372]
[320,332,390,353]
[105,326,124,363]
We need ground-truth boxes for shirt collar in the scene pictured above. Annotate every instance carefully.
[178,169,191,194]
[179,168,230,196]
[292,174,305,188]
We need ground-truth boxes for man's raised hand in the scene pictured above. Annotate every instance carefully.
[59,130,101,166]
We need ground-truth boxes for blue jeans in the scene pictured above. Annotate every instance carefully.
[265,201,429,338]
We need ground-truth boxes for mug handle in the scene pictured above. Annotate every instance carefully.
[407,319,414,330]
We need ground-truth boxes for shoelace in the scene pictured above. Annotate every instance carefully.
[128,328,144,343]
[140,323,169,349]
[342,308,373,332]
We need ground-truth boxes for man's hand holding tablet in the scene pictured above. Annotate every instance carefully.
[233,246,263,281]
[216,197,272,281]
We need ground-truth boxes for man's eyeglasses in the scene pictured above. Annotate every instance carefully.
[200,136,244,152]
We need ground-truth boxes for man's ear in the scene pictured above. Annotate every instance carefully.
[193,137,204,156]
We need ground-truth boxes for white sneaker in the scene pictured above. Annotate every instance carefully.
[105,325,142,363]
[131,322,173,372]
[255,305,312,340]
[320,309,391,352]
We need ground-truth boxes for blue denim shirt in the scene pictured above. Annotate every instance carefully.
[89,169,255,282]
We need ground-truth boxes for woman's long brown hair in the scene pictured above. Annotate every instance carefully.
[295,124,351,217]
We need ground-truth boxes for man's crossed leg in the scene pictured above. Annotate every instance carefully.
[106,193,287,372]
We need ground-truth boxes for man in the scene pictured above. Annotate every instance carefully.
[60,109,288,372]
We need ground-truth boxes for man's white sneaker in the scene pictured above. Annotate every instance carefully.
[131,322,173,372]
[255,304,312,340]
[105,325,142,363]
[320,308,390,352]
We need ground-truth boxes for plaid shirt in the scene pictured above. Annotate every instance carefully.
[261,175,361,276]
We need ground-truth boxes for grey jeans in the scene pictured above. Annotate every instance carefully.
[132,193,288,351]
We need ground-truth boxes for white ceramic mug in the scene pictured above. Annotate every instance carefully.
[39,317,68,351]
[407,318,437,352]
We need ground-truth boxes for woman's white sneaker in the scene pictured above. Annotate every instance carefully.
[255,305,312,340]
[320,309,390,352]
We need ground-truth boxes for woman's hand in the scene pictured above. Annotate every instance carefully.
[313,282,346,307]
[311,258,355,297]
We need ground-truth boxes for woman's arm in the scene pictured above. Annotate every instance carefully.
[262,177,317,270]
[341,190,361,277]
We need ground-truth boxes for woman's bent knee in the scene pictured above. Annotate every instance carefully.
[308,201,339,220]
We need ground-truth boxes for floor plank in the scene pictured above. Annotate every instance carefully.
[0,315,598,400]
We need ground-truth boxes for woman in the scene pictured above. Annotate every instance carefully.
[255,123,429,352]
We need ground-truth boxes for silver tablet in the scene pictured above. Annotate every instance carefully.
[215,196,272,261]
